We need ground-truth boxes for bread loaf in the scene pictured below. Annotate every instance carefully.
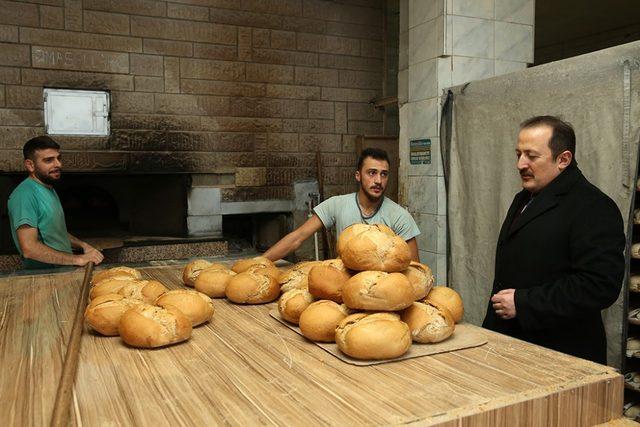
[194,266,236,298]
[402,261,435,300]
[155,289,214,326]
[335,312,411,360]
[182,260,213,287]
[119,303,192,348]
[225,271,280,304]
[631,275,640,293]
[84,294,143,336]
[336,223,395,256]
[298,300,351,342]
[92,266,141,285]
[278,289,315,324]
[339,224,411,272]
[307,258,351,303]
[246,263,282,281]
[401,301,454,343]
[633,243,640,259]
[278,269,310,293]
[342,271,414,311]
[231,256,275,273]
[89,276,138,299]
[424,286,464,323]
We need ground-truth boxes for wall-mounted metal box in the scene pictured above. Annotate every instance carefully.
[43,88,110,136]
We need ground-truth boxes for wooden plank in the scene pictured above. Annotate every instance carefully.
[0,270,84,426]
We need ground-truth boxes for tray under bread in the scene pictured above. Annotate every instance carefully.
[269,309,488,366]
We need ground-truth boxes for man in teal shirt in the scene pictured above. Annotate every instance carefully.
[264,148,421,262]
[8,136,104,269]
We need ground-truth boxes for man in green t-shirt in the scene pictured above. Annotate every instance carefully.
[264,148,421,262]
[8,136,104,269]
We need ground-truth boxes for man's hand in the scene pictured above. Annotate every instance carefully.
[74,243,104,266]
[491,289,516,319]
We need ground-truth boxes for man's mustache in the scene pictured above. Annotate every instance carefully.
[520,170,533,178]
[370,185,383,190]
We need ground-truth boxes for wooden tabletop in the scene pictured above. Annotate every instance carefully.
[0,264,623,426]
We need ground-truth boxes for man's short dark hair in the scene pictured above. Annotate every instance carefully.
[520,115,576,161]
[23,135,60,160]
[357,148,390,170]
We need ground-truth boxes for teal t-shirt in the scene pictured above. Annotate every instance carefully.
[313,193,420,241]
[8,178,72,269]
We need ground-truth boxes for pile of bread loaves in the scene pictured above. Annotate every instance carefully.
[279,223,464,360]
[84,266,214,348]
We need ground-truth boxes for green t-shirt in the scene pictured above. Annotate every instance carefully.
[313,193,420,241]
[8,177,72,269]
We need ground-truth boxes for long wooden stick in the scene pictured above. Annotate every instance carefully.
[50,262,94,427]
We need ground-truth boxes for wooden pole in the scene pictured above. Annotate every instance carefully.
[50,262,94,427]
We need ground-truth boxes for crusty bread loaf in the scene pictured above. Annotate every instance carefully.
[307,258,351,303]
[424,286,464,323]
[633,243,640,259]
[287,260,323,275]
[401,301,454,343]
[84,294,143,336]
[194,266,236,298]
[335,312,411,360]
[336,223,395,256]
[631,275,640,293]
[278,269,310,293]
[225,270,280,304]
[231,256,275,273]
[92,266,141,285]
[118,280,168,304]
[119,303,192,348]
[342,271,414,311]
[155,289,214,326]
[339,224,411,272]
[182,259,213,287]
[246,263,282,281]
[89,276,138,299]
[402,261,435,300]
[278,288,315,324]
[298,300,351,342]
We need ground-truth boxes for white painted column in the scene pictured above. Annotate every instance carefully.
[398,0,534,284]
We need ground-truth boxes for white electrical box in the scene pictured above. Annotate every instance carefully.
[43,88,110,136]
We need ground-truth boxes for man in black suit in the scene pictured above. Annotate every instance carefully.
[482,115,625,364]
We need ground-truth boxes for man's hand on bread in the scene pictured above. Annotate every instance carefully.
[491,289,516,319]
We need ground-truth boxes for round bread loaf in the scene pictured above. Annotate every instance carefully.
[117,280,168,304]
[335,312,411,360]
[298,300,351,342]
[336,223,395,256]
[246,263,282,281]
[119,303,192,348]
[402,261,435,300]
[307,259,351,303]
[288,260,323,275]
[631,275,640,293]
[278,269,310,293]
[182,259,213,287]
[84,294,143,336]
[89,276,138,300]
[424,286,464,323]
[401,301,455,343]
[342,271,414,311]
[92,266,141,285]
[339,224,411,272]
[634,208,640,225]
[231,256,275,273]
[225,271,280,304]
[195,266,236,298]
[633,243,640,259]
[155,289,214,326]
[278,288,315,324]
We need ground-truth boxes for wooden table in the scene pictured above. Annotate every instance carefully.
[0,264,624,426]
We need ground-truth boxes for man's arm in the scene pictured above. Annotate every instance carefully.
[406,237,420,262]
[68,233,104,264]
[263,214,324,261]
[17,225,103,266]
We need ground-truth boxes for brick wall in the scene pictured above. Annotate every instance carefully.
[0,0,384,200]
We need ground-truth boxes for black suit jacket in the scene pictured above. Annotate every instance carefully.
[482,165,625,364]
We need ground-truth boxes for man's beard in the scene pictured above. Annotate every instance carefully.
[35,168,61,185]
[362,184,384,202]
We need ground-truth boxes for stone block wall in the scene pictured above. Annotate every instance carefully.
[0,0,384,201]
